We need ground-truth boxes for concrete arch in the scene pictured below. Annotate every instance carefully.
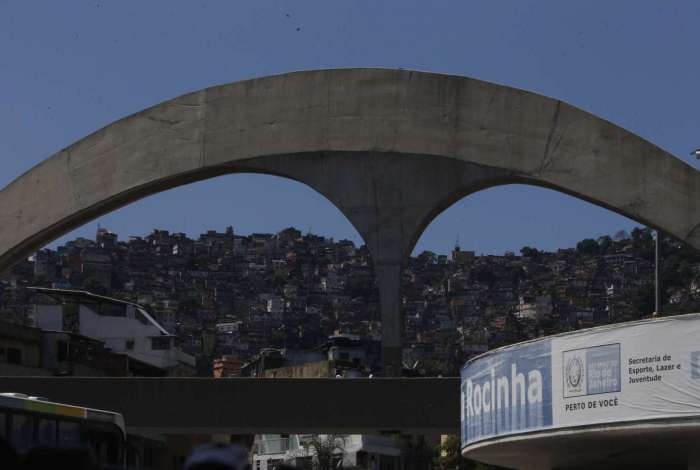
[2,68,699,374]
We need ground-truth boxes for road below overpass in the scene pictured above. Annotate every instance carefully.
[0,377,460,435]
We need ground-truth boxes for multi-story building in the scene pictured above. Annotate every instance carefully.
[254,434,402,470]
[31,287,195,376]
[0,320,130,376]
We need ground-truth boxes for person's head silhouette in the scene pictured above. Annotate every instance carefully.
[184,443,251,470]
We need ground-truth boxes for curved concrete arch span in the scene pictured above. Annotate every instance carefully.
[2,68,699,374]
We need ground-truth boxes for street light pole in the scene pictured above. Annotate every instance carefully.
[655,229,661,316]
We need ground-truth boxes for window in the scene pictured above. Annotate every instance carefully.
[6,347,22,365]
[58,420,82,445]
[63,303,79,316]
[11,413,34,451]
[356,452,368,468]
[268,459,283,470]
[151,337,171,350]
[85,422,123,465]
[63,304,80,332]
[57,341,69,361]
[0,413,6,439]
[125,340,135,351]
[37,418,57,445]
[100,303,126,317]
[296,456,313,470]
[379,455,397,470]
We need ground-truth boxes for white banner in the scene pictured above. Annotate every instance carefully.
[461,314,700,449]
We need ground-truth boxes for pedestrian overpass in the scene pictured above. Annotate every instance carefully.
[0,377,459,435]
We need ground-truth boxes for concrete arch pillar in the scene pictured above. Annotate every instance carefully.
[235,152,513,375]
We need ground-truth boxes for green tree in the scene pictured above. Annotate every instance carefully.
[576,238,599,256]
[417,251,438,266]
[631,227,654,256]
[83,276,109,296]
[435,435,501,470]
[596,236,613,254]
[304,435,345,470]
[631,284,655,318]
[520,246,540,259]
[397,434,435,470]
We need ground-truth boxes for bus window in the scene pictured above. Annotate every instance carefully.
[58,420,81,445]
[85,422,123,465]
[10,413,34,451]
[37,418,57,446]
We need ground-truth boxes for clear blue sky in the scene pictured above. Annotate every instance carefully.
[1,1,698,255]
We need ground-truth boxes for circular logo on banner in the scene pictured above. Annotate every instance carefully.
[566,356,584,388]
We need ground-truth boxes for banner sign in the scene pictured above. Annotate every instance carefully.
[461,314,700,449]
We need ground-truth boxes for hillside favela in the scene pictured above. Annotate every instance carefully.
[2,225,694,380]
[3,3,700,469]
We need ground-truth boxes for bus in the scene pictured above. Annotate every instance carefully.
[0,392,126,467]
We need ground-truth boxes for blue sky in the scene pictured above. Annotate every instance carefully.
[1,1,698,255]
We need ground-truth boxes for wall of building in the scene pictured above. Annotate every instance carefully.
[261,361,333,378]
[0,363,52,376]
[0,321,42,368]
[33,304,63,330]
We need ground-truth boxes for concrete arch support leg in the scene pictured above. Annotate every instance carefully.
[237,152,514,375]
[375,263,402,376]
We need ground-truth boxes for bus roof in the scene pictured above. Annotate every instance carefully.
[0,393,126,437]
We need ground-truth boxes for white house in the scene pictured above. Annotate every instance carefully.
[30,287,194,373]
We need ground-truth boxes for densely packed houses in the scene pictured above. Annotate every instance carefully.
[2,225,699,376]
